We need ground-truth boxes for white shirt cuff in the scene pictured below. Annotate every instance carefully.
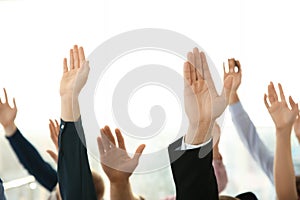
[179,137,212,150]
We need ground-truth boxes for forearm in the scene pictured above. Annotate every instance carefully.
[3,122,17,137]
[61,95,80,122]
[230,100,274,183]
[274,130,297,200]
[57,120,97,200]
[185,121,214,145]
[229,91,239,105]
[110,180,140,200]
[6,129,57,191]
[168,139,218,199]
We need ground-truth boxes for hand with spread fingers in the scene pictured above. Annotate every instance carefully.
[264,82,298,200]
[47,119,60,163]
[184,48,233,144]
[97,126,145,200]
[0,88,17,136]
[223,58,242,105]
[264,82,298,133]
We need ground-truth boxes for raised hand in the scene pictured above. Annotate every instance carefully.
[265,83,299,199]
[60,45,90,97]
[60,45,90,121]
[223,58,242,105]
[264,82,298,133]
[46,119,60,163]
[97,126,145,183]
[97,126,145,200]
[0,88,17,136]
[184,48,232,144]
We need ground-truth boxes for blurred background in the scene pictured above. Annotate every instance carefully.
[1,0,300,199]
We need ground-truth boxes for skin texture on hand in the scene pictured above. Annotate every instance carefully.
[0,88,17,136]
[264,82,298,133]
[60,45,90,121]
[97,126,145,200]
[264,82,298,200]
[184,48,233,145]
[223,58,241,105]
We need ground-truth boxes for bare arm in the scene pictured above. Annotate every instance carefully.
[264,82,298,199]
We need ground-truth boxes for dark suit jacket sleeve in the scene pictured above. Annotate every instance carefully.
[6,129,57,191]
[168,138,219,200]
[0,179,6,200]
[57,118,97,200]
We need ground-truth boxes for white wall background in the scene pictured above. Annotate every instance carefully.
[1,0,300,199]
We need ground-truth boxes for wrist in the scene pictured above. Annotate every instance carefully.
[185,121,214,145]
[229,92,239,105]
[110,178,130,187]
[276,127,292,139]
[4,122,17,137]
[61,95,80,121]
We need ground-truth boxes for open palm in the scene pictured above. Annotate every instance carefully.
[184,49,232,125]
[97,126,145,183]
[264,82,298,131]
[60,45,90,97]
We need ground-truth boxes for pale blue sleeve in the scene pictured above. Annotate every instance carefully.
[229,101,274,184]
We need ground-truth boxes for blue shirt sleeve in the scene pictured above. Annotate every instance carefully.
[6,129,57,191]
[229,101,274,184]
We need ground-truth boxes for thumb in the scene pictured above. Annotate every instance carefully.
[47,150,58,163]
[133,144,146,161]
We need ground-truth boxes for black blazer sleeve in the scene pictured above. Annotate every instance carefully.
[57,118,97,200]
[168,138,219,200]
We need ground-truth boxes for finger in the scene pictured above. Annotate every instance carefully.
[104,126,116,146]
[133,144,146,160]
[187,52,196,83]
[63,58,68,73]
[268,82,278,103]
[223,62,227,75]
[228,58,236,72]
[0,98,2,104]
[79,46,86,67]
[49,120,59,148]
[55,119,60,134]
[73,45,80,69]
[289,96,298,111]
[46,150,58,163]
[193,48,203,77]
[97,136,105,156]
[13,98,17,109]
[115,128,126,150]
[184,62,191,86]
[264,94,270,109]
[278,83,286,102]
[235,60,241,73]
[3,88,8,103]
[70,49,74,69]
[100,128,111,151]
[200,52,218,97]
